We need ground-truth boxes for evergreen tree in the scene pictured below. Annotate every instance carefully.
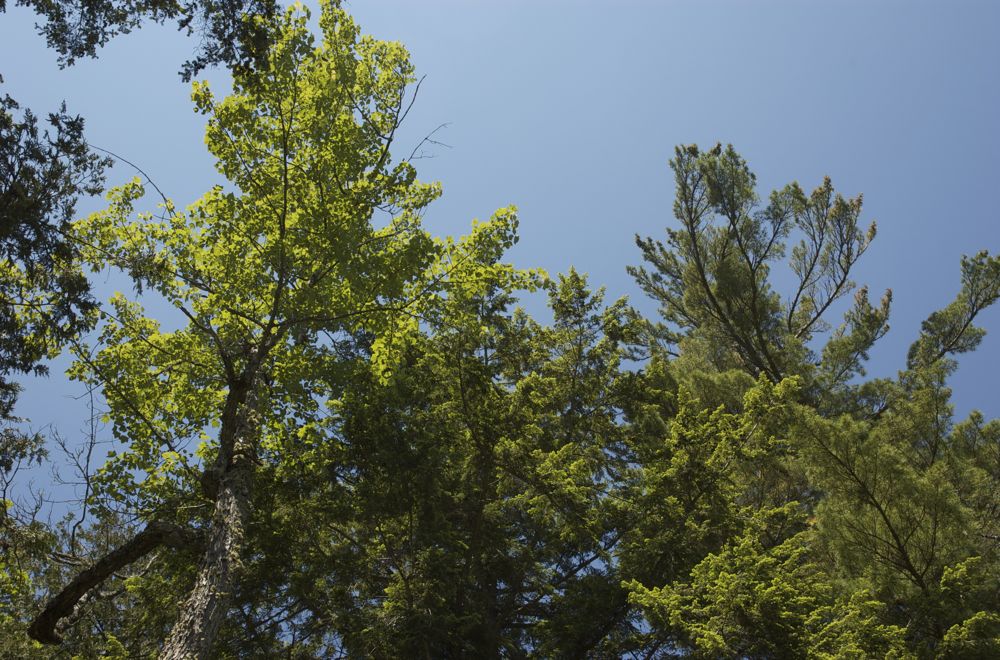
[4,6,997,656]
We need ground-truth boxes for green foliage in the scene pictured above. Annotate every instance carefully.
[0,96,107,653]
[68,0,448,517]
[27,2,548,655]
[1,0,277,80]
[628,509,911,659]
[5,3,997,655]
[0,90,107,643]
[247,268,641,656]
[628,143,887,399]
[0,90,106,423]
[623,144,999,656]
[906,251,1000,370]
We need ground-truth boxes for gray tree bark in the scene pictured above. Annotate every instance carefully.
[160,383,258,659]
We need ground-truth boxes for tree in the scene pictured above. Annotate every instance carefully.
[625,144,1000,656]
[1,0,280,479]
[1,0,276,461]
[1,0,272,438]
[1,0,285,649]
[1,0,276,81]
[0,90,108,649]
[260,268,640,657]
[619,374,812,656]
[629,143,890,403]
[5,16,995,651]
[24,2,517,655]
[796,252,1000,650]
[0,87,107,433]
[628,507,911,658]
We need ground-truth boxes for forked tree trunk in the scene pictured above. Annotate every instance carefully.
[160,385,257,659]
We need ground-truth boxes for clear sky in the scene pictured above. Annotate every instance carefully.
[2,0,998,469]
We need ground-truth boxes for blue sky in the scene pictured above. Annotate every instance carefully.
[2,0,998,465]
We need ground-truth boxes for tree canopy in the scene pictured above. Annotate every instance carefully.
[1,1,998,658]
[1,0,277,80]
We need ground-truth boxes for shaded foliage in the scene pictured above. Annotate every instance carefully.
[0,89,106,420]
[1,3,997,658]
[1,0,277,80]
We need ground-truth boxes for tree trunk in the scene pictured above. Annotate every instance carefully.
[160,385,257,659]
